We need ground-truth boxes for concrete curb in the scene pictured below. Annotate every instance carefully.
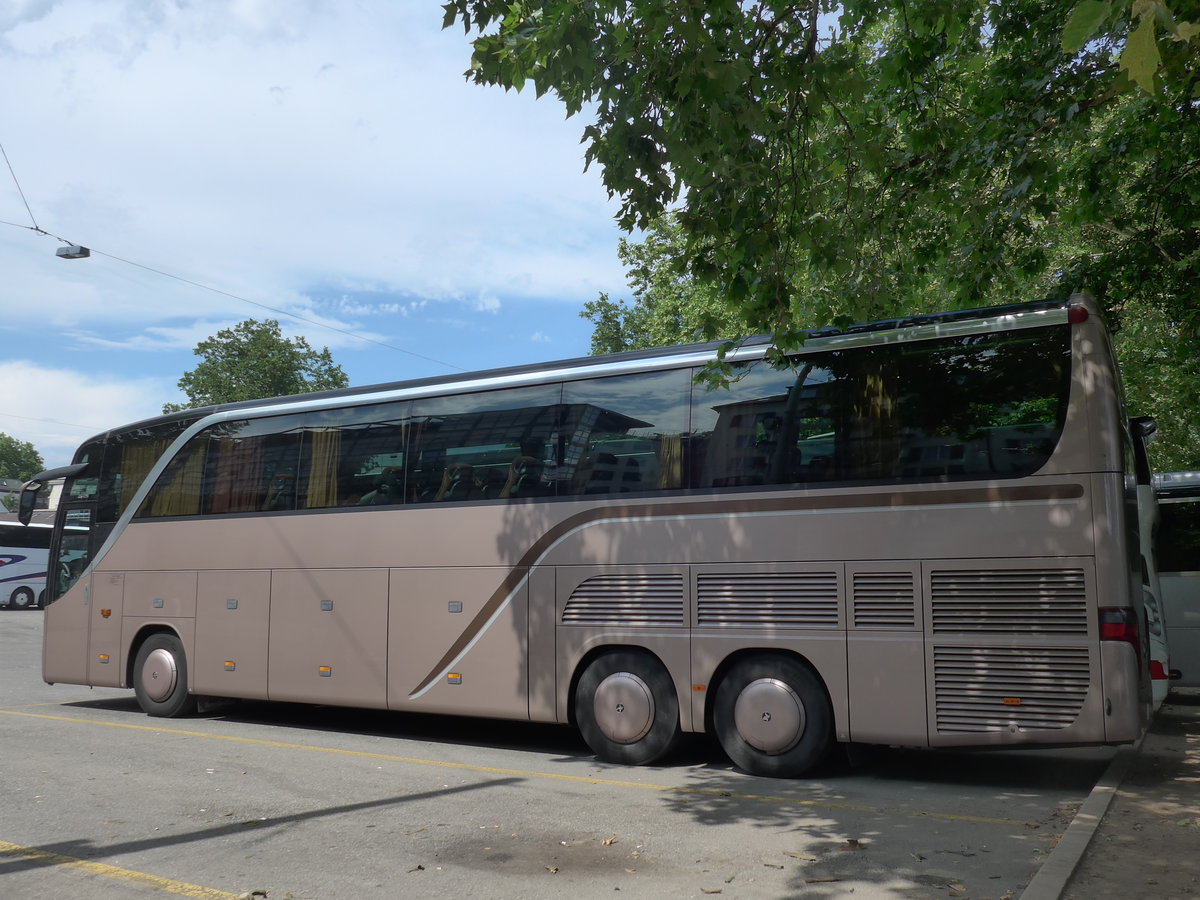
[1019,738,1142,900]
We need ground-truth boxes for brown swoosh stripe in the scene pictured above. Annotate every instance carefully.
[408,481,1085,697]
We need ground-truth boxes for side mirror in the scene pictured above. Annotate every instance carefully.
[18,481,41,526]
[1132,416,1158,442]
[17,463,90,525]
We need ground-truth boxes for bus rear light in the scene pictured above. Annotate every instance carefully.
[1099,607,1143,670]
[1099,607,1139,645]
[1068,304,1089,325]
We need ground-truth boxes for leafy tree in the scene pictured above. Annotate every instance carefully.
[163,319,349,413]
[1115,305,1200,471]
[0,432,45,482]
[581,214,729,353]
[446,0,1198,344]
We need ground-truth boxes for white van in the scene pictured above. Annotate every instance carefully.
[1154,472,1200,688]
[0,519,52,610]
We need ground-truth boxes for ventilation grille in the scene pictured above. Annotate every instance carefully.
[852,571,917,629]
[561,573,685,626]
[696,572,839,627]
[930,569,1088,634]
[933,646,1090,733]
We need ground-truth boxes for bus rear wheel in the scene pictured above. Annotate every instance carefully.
[133,633,197,718]
[713,654,834,778]
[575,650,681,766]
[9,587,34,610]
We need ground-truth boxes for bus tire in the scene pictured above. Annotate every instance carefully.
[713,654,834,778]
[133,633,197,718]
[575,650,681,766]
[9,587,34,610]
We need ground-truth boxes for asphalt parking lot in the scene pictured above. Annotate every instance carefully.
[0,610,1114,899]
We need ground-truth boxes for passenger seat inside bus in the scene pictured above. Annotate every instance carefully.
[435,463,476,501]
[500,456,546,498]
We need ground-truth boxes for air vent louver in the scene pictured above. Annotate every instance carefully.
[697,572,839,627]
[934,646,1090,733]
[931,569,1087,634]
[852,571,917,629]
[561,573,685,626]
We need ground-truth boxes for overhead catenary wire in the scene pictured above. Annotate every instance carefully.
[0,142,39,232]
[2,220,467,373]
[0,411,99,432]
[0,149,466,373]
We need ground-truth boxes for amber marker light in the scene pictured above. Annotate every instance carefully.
[100,609,112,618]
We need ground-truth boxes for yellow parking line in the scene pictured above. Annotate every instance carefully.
[0,840,240,899]
[0,707,1032,827]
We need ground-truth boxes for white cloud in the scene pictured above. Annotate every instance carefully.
[0,1,628,463]
[0,360,177,468]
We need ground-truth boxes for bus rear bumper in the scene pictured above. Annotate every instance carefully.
[1100,641,1150,742]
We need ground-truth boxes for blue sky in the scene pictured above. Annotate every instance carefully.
[1,1,629,468]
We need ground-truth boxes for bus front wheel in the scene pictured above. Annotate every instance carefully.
[713,654,834,778]
[133,633,198,718]
[9,587,35,610]
[575,650,681,766]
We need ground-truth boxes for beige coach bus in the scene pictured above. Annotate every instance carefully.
[20,295,1151,777]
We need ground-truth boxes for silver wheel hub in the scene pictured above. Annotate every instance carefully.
[733,677,805,755]
[141,648,178,702]
[593,672,654,744]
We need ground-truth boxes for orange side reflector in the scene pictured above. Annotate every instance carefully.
[224,661,236,672]
[100,609,112,618]
[1003,697,1022,706]
[318,666,332,677]
[447,673,462,684]
[692,684,707,692]
[98,654,110,664]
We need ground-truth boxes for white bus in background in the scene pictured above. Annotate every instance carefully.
[1131,417,1172,709]
[0,520,52,610]
[1154,471,1200,688]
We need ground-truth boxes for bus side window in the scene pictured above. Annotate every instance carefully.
[560,368,691,497]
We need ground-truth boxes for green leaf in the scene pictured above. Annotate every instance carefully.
[1120,14,1161,92]
[1062,0,1112,52]
[1175,21,1200,42]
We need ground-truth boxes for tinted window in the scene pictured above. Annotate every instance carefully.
[410,385,563,502]
[691,325,1071,488]
[1158,500,1200,572]
[0,524,52,550]
[137,403,416,517]
[99,420,200,521]
[559,369,692,496]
